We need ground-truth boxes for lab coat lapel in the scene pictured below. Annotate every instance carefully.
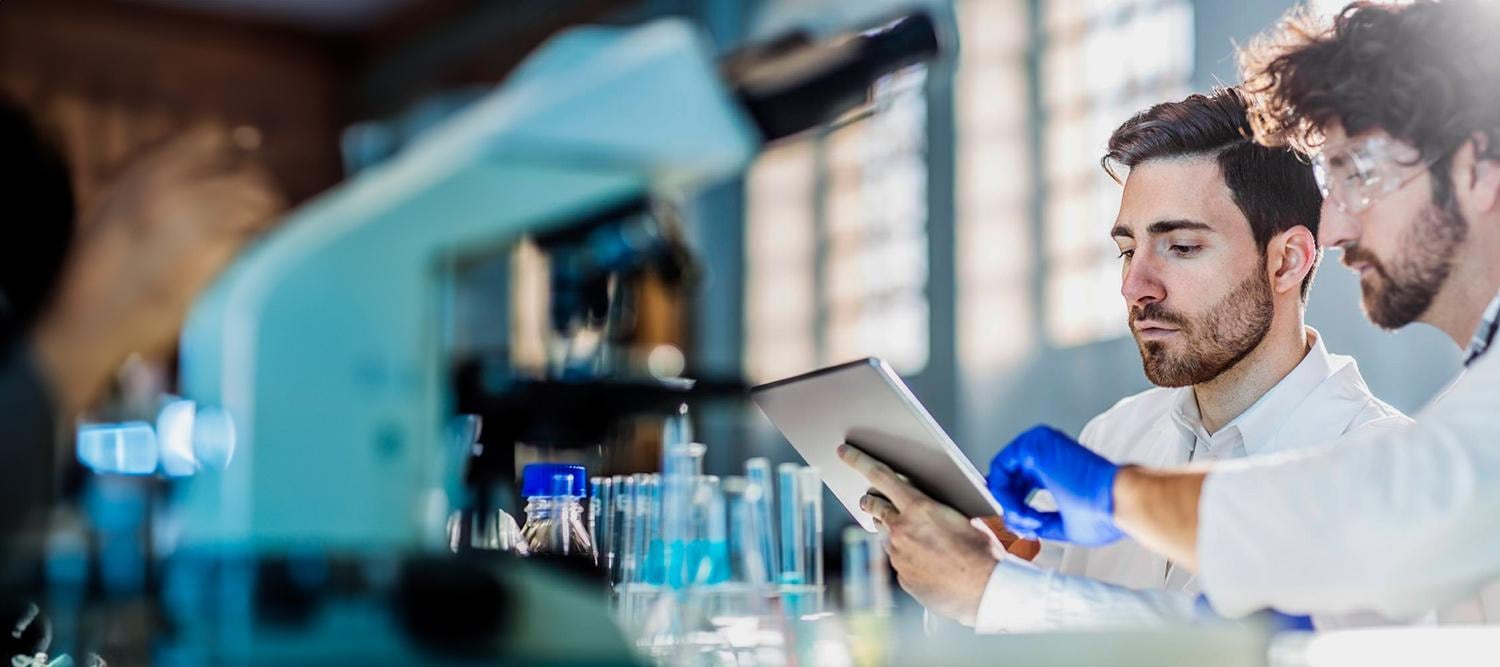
[1082,416,1185,590]
[1254,361,1371,456]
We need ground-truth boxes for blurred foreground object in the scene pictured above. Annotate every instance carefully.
[33,124,285,418]
[0,118,281,581]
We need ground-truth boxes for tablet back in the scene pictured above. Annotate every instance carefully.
[751,358,1002,532]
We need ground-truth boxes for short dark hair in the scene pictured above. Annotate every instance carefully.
[1240,1,1500,209]
[0,94,74,342]
[1102,87,1324,299]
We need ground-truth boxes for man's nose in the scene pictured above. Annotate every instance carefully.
[1121,255,1165,308]
[1319,197,1360,250]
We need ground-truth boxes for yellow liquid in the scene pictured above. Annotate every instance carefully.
[846,612,891,667]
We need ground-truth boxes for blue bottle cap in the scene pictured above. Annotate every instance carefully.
[521,463,588,498]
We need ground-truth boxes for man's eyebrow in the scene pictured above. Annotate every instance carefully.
[1145,219,1213,235]
[1110,224,1132,239]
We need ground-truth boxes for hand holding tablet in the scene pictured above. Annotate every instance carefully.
[750,358,1002,532]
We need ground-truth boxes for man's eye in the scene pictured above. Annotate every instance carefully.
[1170,245,1200,257]
[1117,249,1135,260]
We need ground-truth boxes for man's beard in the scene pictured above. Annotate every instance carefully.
[1131,272,1275,388]
[1343,198,1468,330]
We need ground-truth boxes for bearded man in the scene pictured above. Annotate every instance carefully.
[837,87,1414,631]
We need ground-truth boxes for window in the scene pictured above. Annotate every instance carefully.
[1040,0,1194,346]
[955,0,1035,371]
[744,70,930,383]
[747,0,1193,378]
[822,72,930,375]
[744,141,818,384]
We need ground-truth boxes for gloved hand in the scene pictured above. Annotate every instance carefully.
[986,425,1123,546]
[1194,594,1313,631]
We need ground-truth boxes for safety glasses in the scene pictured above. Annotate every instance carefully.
[1312,135,1443,214]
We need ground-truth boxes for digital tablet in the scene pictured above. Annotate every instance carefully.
[750,357,1002,532]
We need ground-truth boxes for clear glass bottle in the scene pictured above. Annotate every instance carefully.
[517,464,596,563]
[446,506,521,553]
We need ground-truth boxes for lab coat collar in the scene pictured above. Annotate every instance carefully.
[1166,328,1346,457]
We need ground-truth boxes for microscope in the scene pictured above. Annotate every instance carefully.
[156,10,941,664]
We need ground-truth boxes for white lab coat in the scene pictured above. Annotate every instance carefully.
[976,331,1417,632]
[1199,334,1500,622]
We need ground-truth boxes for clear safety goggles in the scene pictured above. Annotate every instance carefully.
[1312,135,1441,214]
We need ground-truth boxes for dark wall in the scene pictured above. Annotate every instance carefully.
[0,0,349,208]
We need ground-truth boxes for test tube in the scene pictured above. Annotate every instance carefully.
[589,476,604,548]
[777,463,805,585]
[842,526,892,614]
[612,475,634,585]
[661,441,704,590]
[661,403,692,586]
[690,444,706,477]
[644,474,665,585]
[621,474,647,584]
[663,403,694,451]
[725,476,771,586]
[745,458,779,576]
[798,466,825,589]
[689,475,728,586]
[594,477,615,575]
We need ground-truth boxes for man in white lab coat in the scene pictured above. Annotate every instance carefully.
[839,86,1412,631]
[986,0,1500,623]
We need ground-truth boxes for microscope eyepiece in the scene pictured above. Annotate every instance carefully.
[724,12,943,142]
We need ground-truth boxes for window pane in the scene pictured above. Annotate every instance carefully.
[743,69,931,381]
[744,141,818,383]
[1041,0,1193,347]
[823,70,930,375]
[957,0,1036,372]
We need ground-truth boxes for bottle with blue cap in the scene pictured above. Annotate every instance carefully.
[517,463,596,563]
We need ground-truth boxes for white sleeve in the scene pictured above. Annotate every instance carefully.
[973,555,1211,633]
[1030,540,1066,570]
[1198,352,1500,619]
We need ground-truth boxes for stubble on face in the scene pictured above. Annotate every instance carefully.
[1132,270,1275,387]
[1342,197,1468,330]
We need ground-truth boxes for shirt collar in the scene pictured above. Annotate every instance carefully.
[1168,387,1207,444]
[1167,328,1340,457]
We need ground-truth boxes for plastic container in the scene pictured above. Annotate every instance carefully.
[517,464,596,563]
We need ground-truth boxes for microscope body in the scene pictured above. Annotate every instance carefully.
[176,18,758,554]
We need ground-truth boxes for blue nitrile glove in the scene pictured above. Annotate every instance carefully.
[1263,610,1315,632]
[987,425,1124,546]
[1193,595,1313,631]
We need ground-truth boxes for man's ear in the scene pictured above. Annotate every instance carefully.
[1457,133,1500,214]
[1268,226,1318,298]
